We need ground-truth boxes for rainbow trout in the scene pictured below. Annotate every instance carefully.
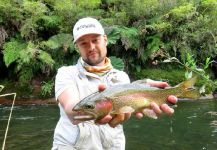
[72,76,200,121]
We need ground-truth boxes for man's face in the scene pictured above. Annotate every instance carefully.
[76,34,108,66]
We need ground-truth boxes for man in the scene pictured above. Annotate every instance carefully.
[52,17,177,150]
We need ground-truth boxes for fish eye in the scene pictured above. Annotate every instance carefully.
[84,104,94,109]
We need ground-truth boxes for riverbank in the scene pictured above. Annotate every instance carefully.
[0,97,57,105]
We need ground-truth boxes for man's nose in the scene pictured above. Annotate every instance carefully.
[88,42,95,51]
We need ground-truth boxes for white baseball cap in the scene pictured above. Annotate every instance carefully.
[73,17,105,43]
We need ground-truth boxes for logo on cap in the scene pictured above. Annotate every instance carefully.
[76,24,96,31]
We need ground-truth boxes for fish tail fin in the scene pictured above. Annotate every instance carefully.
[177,76,197,89]
[177,76,200,99]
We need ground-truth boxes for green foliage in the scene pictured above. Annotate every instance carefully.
[143,35,163,61]
[151,22,172,32]
[125,0,159,19]
[1,0,217,98]
[133,68,186,86]
[22,0,48,16]
[40,80,54,98]
[43,33,78,70]
[0,85,4,92]
[38,50,55,67]
[21,0,49,39]
[19,67,34,85]
[118,27,140,50]
[109,56,124,71]
[0,0,22,20]
[44,33,73,50]
[3,39,54,87]
[107,26,140,50]
[169,3,197,22]
[3,39,27,67]
[53,0,78,29]
[163,53,217,94]
[38,15,61,29]
[106,27,120,45]
[77,0,101,9]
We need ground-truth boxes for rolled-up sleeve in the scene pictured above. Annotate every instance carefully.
[55,66,77,100]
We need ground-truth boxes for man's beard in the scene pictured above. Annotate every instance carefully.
[84,55,106,66]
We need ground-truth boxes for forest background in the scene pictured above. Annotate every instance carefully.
[0,0,217,100]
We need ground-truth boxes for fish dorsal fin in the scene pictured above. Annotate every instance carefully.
[131,79,155,89]
[132,79,149,85]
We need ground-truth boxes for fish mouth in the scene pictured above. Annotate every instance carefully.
[73,115,94,121]
[72,110,97,121]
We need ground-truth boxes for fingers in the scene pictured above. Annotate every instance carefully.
[139,102,175,119]
[98,84,106,91]
[108,113,131,128]
[135,112,143,119]
[146,79,169,88]
[150,102,162,114]
[95,113,131,128]
[167,95,178,105]
[95,115,112,124]
[151,101,175,116]
[160,104,174,116]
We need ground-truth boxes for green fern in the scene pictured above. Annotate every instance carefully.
[109,56,124,71]
[3,39,27,67]
[38,50,55,67]
[169,3,197,22]
[40,80,54,97]
[142,35,163,61]
[106,27,120,45]
[77,0,101,9]
[116,26,140,50]
[44,33,73,51]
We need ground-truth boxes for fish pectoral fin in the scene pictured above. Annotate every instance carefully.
[119,106,135,113]
[142,109,158,119]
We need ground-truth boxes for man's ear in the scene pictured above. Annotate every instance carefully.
[104,35,108,46]
[74,43,80,53]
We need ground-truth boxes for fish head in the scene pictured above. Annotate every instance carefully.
[72,93,113,121]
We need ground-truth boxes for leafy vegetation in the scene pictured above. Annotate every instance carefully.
[0,0,216,98]
[163,54,217,94]
[40,80,54,98]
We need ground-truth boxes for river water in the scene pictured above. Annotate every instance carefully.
[0,99,217,150]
